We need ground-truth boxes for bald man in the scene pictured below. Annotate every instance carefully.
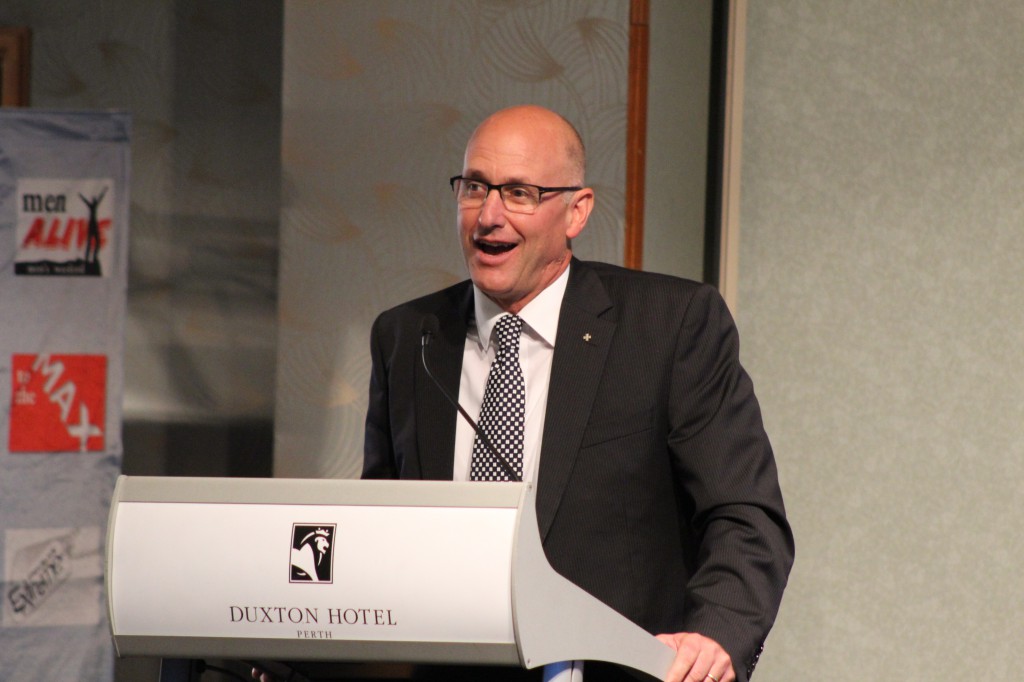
[363,105,793,682]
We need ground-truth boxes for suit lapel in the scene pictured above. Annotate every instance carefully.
[535,260,615,540]
[415,284,472,480]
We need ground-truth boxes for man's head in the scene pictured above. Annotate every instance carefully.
[455,105,594,314]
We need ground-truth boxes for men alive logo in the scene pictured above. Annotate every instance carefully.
[8,354,106,453]
[14,178,115,276]
[290,524,336,584]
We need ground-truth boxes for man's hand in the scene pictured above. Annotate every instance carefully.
[656,632,735,682]
[251,667,273,682]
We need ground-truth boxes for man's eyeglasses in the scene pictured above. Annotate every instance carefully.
[449,176,582,215]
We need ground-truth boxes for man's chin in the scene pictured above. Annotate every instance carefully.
[468,260,511,287]
[469,275,521,310]
[472,279,514,301]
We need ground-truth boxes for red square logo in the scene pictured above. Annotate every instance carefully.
[9,354,107,453]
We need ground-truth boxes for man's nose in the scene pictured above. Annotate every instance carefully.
[477,187,506,225]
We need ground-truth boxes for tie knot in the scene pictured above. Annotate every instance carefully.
[494,314,523,352]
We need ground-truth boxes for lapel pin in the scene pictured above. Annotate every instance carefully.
[583,333,592,343]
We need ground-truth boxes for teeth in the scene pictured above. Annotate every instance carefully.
[477,241,515,255]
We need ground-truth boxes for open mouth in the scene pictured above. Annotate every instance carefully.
[474,239,517,256]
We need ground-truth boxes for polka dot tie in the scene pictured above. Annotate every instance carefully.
[470,314,525,481]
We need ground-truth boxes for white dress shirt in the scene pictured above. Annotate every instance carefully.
[452,265,570,482]
[452,266,583,682]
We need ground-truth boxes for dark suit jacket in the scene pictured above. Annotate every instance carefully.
[363,259,794,681]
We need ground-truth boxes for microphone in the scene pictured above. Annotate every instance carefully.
[420,316,522,482]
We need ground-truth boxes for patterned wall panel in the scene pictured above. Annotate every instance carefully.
[276,1,630,477]
[0,1,283,426]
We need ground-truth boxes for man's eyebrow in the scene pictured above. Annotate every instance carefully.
[462,171,533,185]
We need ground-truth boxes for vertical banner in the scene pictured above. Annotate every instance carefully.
[0,110,129,680]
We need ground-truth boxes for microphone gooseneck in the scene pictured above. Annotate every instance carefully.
[420,319,522,483]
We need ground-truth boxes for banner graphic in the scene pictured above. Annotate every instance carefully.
[15,178,115,277]
[9,353,108,453]
[0,110,130,681]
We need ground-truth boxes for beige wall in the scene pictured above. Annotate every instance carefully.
[738,3,1024,678]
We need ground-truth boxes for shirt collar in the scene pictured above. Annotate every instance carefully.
[472,263,570,350]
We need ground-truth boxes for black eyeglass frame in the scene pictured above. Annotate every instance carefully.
[449,175,583,209]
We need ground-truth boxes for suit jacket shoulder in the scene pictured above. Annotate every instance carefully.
[363,280,473,480]
[541,259,792,682]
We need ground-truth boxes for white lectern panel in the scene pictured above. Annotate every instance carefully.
[107,476,674,678]
[110,502,516,643]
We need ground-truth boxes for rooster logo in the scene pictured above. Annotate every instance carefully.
[290,525,335,583]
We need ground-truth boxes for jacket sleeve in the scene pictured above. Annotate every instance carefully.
[362,311,398,480]
[668,284,794,681]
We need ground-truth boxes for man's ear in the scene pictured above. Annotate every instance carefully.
[565,187,595,240]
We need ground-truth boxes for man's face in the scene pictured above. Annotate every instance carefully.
[457,110,592,313]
